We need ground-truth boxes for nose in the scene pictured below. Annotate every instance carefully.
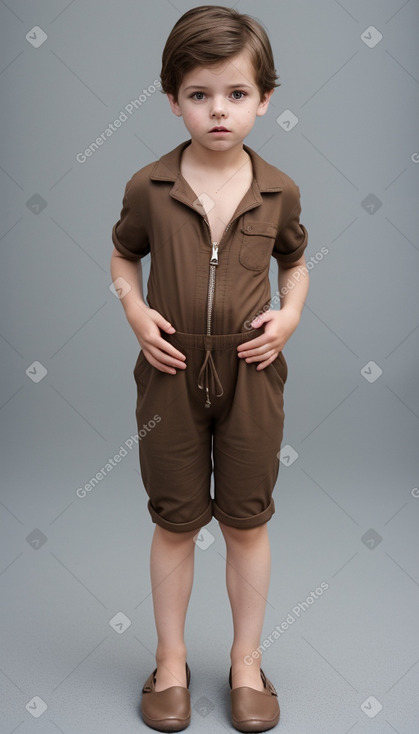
[210,95,227,119]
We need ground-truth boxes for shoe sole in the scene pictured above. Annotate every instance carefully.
[232,712,280,733]
[141,710,191,732]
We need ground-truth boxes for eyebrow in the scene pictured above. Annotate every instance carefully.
[183,84,253,91]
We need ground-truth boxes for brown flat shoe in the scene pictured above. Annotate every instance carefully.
[140,663,191,732]
[229,667,280,732]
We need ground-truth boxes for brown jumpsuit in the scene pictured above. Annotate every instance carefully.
[112,140,308,532]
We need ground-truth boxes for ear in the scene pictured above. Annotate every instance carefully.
[167,93,182,117]
[256,88,274,117]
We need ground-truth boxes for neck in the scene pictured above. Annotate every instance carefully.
[184,140,248,172]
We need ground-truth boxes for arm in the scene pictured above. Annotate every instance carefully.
[277,252,310,325]
[110,247,186,374]
[237,253,309,370]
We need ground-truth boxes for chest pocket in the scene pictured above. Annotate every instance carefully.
[239,221,278,271]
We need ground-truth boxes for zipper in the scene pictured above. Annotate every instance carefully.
[203,219,231,336]
[206,243,218,335]
[201,218,231,407]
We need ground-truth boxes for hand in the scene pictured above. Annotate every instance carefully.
[126,305,186,374]
[237,307,300,370]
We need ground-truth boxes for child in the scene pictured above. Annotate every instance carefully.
[111,6,309,731]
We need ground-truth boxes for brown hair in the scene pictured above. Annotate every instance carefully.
[160,5,280,102]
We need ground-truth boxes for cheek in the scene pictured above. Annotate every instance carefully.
[182,109,201,126]
[245,105,259,119]
[238,108,254,122]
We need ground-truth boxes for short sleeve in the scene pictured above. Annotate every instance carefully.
[111,177,150,260]
[272,185,308,264]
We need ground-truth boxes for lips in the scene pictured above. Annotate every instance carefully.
[210,126,230,132]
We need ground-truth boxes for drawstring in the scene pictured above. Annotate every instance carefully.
[197,349,224,408]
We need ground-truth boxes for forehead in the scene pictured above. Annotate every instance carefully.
[180,50,258,89]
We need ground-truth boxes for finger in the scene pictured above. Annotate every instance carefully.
[153,352,187,370]
[255,353,277,371]
[144,344,187,370]
[242,349,276,365]
[238,343,273,358]
[155,362,179,374]
[154,338,186,362]
[150,310,176,334]
[237,336,268,354]
[148,357,174,374]
[159,321,176,334]
[146,354,186,374]
[251,312,272,328]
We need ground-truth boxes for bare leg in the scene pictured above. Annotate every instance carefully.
[149,525,196,691]
[219,522,271,691]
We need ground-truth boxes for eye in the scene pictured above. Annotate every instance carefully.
[231,90,246,100]
[190,91,206,101]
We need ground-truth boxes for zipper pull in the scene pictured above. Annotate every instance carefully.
[210,242,219,265]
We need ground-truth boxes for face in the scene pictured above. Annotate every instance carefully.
[167,49,273,152]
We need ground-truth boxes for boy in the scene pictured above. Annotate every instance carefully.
[110,6,309,732]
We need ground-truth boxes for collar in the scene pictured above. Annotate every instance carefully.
[149,139,285,194]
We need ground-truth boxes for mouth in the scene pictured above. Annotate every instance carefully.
[209,126,230,133]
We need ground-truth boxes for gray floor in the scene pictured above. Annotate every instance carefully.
[1,0,419,732]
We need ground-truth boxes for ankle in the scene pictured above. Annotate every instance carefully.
[156,644,187,664]
[230,650,261,670]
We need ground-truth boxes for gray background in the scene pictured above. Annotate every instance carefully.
[0,0,418,732]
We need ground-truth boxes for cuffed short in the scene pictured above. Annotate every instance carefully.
[133,328,288,533]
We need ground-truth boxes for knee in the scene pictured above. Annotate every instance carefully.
[219,522,268,546]
[154,525,197,545]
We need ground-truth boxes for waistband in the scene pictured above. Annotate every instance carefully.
[163,328,264,351]
[163,329,264,409]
